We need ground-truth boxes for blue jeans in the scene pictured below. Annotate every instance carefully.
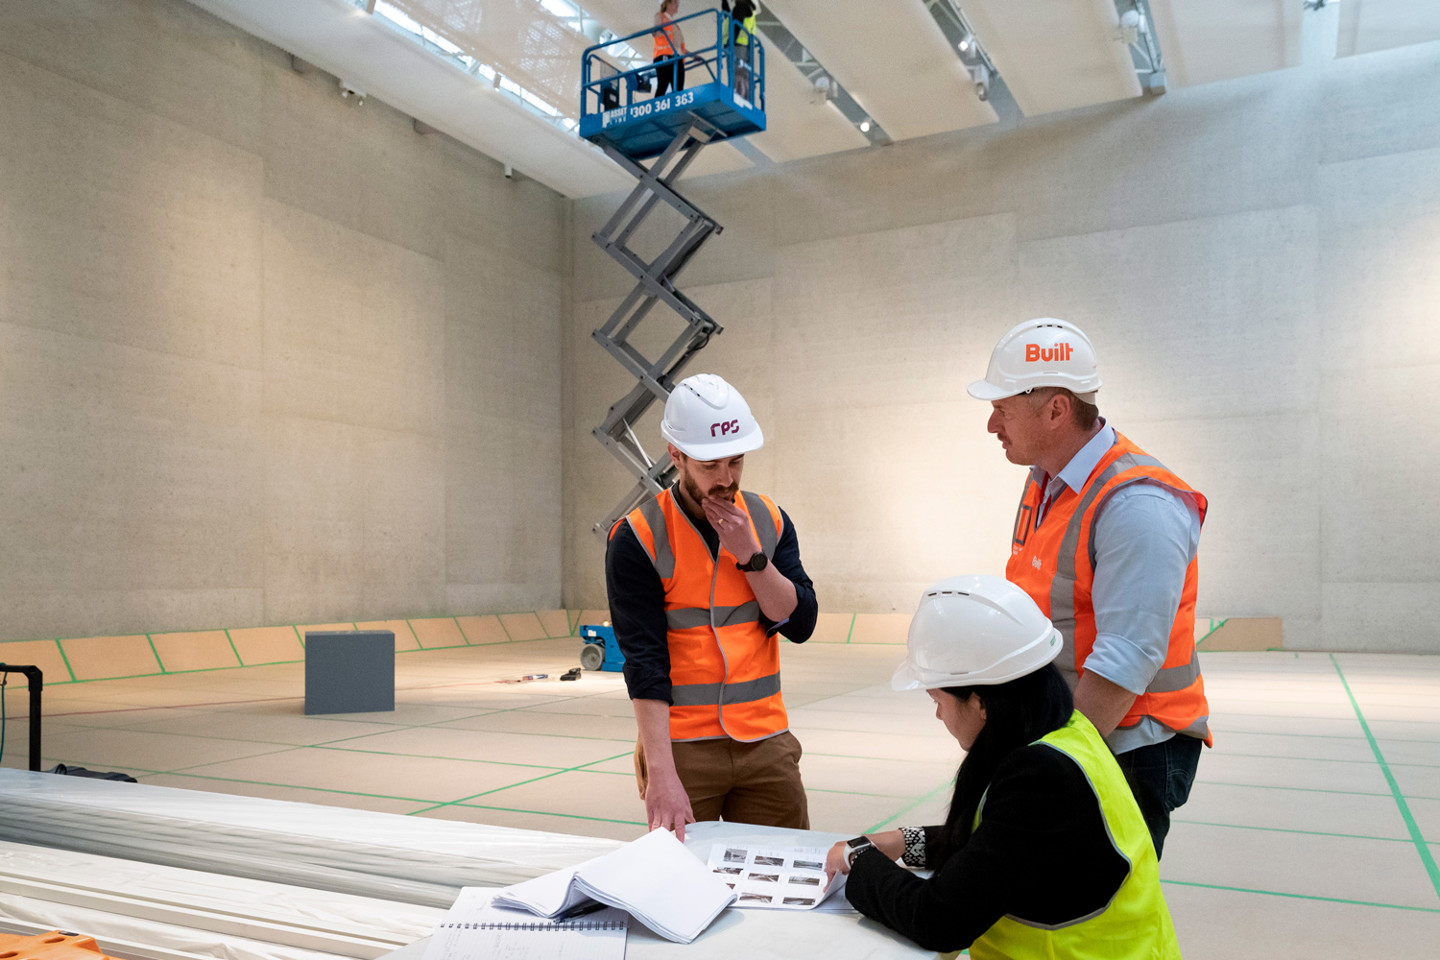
[1114,734,1203,859]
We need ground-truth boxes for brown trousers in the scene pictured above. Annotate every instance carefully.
[635,730,810,829]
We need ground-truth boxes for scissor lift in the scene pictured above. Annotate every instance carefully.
[579,9,766,539]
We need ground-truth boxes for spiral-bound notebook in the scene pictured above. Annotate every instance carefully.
[422,886,627,960]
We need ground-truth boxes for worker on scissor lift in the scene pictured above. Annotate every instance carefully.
[724,0,758,98]
[652,0,688,98]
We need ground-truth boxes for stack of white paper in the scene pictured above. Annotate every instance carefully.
[493,828,736,944]
[490,857,600,918]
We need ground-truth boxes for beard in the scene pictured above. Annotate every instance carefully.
[680,470,737,509]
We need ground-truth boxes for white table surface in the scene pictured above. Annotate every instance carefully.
[387,821,934,959]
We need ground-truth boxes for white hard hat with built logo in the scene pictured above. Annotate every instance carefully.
[967,318,1102,404]
[893,575,1064,690]
[661,373,764,461]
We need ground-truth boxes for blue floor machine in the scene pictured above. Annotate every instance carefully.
[579,623,626,672]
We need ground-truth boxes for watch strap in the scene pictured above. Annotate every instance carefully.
[736,551,768,572]
[845,835,874,866]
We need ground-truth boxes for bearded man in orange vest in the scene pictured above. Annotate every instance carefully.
[969,319,1210,858]
[606,374,817,841]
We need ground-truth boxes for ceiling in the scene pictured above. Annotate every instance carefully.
[183,0,1440,199]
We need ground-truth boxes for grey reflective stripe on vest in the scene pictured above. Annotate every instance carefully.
[666,601,762,630]
[636,491,780,579]
[742,491,782,556]
[1050,450,1194,700]
[1177,714,1210,738]
[1147,644,1202,692]
[636,495,675,579]
[1048,457,1136,680]
[671,672,781,707]
[635,489,783,720]
[1012,475,1040,546]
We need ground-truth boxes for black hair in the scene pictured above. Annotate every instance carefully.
[928,662,1074,866]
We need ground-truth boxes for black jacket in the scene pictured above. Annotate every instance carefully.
[846,741,1130,953]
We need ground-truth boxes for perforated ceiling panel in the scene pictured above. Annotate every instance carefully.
[385,0,587,111]
[1338,0,1440,56]
[748,51,870,164]
[184,0,630,198]
[762,0,996,140]
[575,0,651,43]
[962,0,1140,116]
[1148,0,1301,88]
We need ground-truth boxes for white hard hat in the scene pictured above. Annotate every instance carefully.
[892,575,1063,691]
[967,318,1101,404]
[660,374,764,460]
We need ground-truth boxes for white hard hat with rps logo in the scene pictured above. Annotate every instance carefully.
[893,575,1063,691]
[661,374,765,461]
[967,318,1102,405]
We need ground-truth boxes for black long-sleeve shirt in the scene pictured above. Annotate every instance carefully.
[604,495,818,704]
[846,741,1130,954]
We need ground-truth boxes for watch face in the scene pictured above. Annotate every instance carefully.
[845,838,873,865]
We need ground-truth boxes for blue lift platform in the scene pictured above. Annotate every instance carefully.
[580,9,766,161]
[579,9,768,540]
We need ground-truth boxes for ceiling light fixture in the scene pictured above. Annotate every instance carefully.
[957,31,974,53]
[859,119,871,133]
[969,63,990,102]
[1117,9,1143,46]
[810,74,836,104]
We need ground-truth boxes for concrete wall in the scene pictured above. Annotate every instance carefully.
[0,0,569,641]
[566,41,1440,653]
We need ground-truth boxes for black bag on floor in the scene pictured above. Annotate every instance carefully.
[48,763,137,783]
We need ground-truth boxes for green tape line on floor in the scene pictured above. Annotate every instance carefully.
[1174,818,1418,845]
[1161,878,1440,914]
[1330,653,1440,907]
[415,800,646,828]
[436,749,637,806]
[153,771,435,805]
[864,779,957,834]
[311,744,568,772]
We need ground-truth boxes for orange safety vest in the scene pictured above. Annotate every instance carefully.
[1006,432,1212,745]
[653,17,684,58]
[613,487,788,743]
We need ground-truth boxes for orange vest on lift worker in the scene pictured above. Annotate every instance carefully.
[1006,432,1213,746]
[615,487,788,743]
[654,19,684,58]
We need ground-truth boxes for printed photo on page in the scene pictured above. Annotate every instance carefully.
[704,843,847,910]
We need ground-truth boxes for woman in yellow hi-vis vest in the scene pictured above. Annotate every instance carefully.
[825,576,1181,959]
[724,0,758,98]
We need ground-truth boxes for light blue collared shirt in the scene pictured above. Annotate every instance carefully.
[1031,422,1202,752]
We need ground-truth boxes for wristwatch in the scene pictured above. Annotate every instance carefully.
[736,551,768,573]
[844,835,874,867]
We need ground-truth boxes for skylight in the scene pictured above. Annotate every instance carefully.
[357,0,604,132]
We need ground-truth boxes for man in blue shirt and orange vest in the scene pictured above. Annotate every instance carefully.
[969,319,1210,858]
[606,374,818,841]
